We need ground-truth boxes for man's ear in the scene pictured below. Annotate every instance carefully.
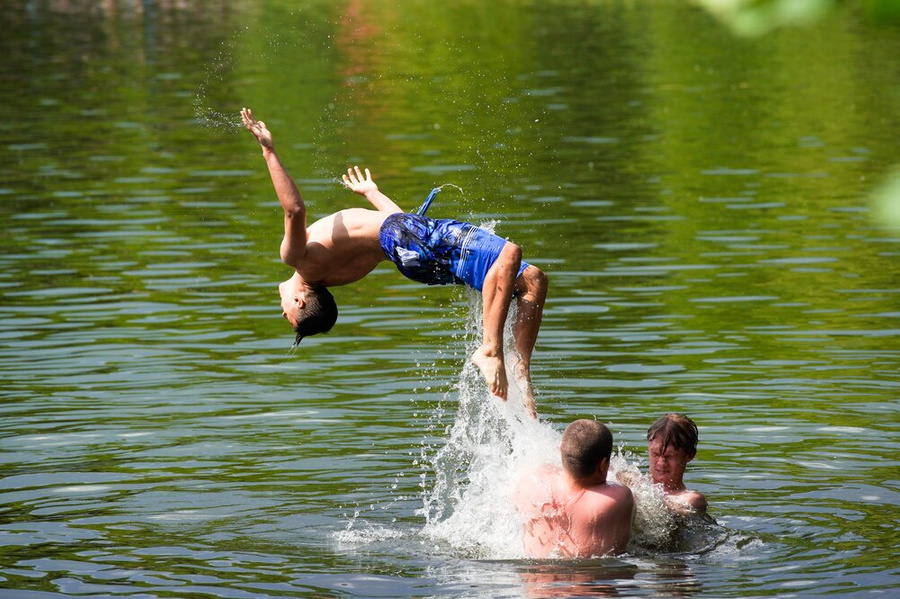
[295,295,306,310]
[598,456,610,476]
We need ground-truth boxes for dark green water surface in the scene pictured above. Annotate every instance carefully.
[1,1,898,597]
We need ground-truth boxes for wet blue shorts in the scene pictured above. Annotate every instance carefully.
[379,213,529,292]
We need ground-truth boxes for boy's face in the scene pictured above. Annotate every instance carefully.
[648,437,692,487]
[278,276,307,328]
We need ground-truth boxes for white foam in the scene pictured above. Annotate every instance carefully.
[331,287,730,559]
[417,290,724,558]
[417,291,557,558]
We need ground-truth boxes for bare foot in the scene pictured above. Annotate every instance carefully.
[511,356,538,419]
[471,346,508,400]
[521,387,537,420]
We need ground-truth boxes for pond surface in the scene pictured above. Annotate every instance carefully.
[1,0,898,597]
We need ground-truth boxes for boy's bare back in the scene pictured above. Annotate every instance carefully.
[515,465,634,558]
[296,208,392,287]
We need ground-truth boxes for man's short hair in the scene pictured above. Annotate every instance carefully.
[560,419,613,479]
[292,286,337,346]
[647,413,699,459]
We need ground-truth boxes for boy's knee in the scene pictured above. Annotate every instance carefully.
[519,265,547,302]
[504,242,523,264]
[530,266,548,296]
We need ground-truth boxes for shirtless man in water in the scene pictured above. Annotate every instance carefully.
[647,413,708,514]
[241,108,547,417]
[513,420,635,557]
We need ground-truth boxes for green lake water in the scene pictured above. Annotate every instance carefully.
[1,0,898,597]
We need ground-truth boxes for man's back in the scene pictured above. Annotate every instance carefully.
[514,465,634,558]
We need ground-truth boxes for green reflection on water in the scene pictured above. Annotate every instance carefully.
[0,0,898,596]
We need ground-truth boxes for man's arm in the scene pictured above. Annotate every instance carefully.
[663,490,708,516]
[342,166,403,214]
[683,490,708,514]
[615,484,635,552]
[241,108,307,266]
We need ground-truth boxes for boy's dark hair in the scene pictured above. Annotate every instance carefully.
[292,286,337,347]
[560,419,613,479]
[647,413,699,459]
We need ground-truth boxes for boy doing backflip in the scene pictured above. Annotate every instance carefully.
[241,108,548,418]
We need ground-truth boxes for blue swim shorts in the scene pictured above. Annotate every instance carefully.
[379,213,529,292]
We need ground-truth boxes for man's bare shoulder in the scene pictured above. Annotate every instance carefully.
[679,489,708,512]
[591,480,633,501]
[512,464,562,518]
[518,463,560,482]
[576,481,633,517]
[514,465,560,495]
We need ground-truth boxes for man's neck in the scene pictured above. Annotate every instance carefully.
[565,470,606,490]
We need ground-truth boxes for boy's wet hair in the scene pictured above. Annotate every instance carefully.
[647,413,699,459]
[292,286,338,347]
[560,419,613,479]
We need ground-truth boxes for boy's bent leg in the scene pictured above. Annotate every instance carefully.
[512,265,548,419]
[471,242,521,401]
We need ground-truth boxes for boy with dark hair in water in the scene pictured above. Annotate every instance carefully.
[647,413,708,514]
[241,108,547,417]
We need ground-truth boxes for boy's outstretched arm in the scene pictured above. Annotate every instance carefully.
[342,166,403,214]
[241,107,307,267]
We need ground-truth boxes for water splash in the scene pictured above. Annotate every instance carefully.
[334,508,404,547]
[333,239,727,559]
[417,288,727,559]
[432,183,466,196]
[420,289,559,559]
[194,38,243,131]
[613,453,731,555]
[193,94,243,131]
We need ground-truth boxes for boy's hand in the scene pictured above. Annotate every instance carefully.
[241,107,274,151]
[342,166,378,195]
